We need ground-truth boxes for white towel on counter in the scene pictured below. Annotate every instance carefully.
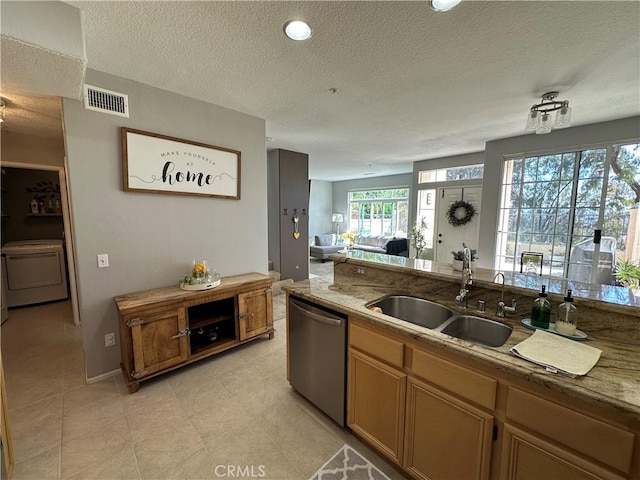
[510,330,602,377]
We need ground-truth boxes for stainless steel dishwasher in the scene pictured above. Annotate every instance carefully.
[288,296,347,426]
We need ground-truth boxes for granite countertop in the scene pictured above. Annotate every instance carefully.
[283,275,640,421]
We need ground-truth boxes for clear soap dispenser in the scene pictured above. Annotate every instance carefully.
[531,285,551,329]
[555,289,577,335]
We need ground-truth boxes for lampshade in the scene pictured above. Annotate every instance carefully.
[332,213,344,222]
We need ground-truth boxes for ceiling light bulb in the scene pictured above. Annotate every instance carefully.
[430,0,462,12]
[284,21,312,41]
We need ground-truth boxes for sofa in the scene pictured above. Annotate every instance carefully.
[309,234,344,262]
[352,235,408,256]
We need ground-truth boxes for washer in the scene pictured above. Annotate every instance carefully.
[1,240,68,307]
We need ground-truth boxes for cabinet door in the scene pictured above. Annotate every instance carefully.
[500,424,626,480]
[128,309,188,378]
[238,289,273,341]
[348,349,406,465]
[404,376,493,480]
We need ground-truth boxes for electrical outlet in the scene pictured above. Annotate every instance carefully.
[97,254,109,268]
[356,267,367,275]
[104,332,116,347]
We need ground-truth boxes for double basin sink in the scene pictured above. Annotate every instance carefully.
[366,295,512,347]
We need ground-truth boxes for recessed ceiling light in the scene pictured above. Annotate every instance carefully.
[284,20,312,41]
[430,0,462,12]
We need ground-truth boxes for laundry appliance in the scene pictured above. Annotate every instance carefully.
[1,239,68,307]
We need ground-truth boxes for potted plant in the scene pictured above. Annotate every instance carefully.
[614,259,640,293]
[410,218,427,258]
[451,244,478,271]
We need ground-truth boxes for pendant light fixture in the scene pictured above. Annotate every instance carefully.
[526,91,571,134]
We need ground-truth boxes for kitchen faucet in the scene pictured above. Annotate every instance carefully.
[454,247,473,308]
[494,272,517,317]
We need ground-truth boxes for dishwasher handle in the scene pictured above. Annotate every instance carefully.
[290,299,343,326]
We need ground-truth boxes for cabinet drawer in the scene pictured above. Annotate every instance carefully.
[506,387,635,474]
[350,321,404,368]
[411,347,496,410]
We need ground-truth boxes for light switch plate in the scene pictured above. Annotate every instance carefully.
[97,254,109,268]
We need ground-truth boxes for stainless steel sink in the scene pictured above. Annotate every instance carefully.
[439,315,513,347]
[366,295,454,329]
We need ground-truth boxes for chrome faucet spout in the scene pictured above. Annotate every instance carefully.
[494,272,517,317]
[455,247,473,308]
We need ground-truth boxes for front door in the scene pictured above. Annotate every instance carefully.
[435,186,482,264]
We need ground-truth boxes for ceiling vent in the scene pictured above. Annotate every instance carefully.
[83,85,129,117]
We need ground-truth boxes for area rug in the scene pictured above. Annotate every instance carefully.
[309,444,392,480]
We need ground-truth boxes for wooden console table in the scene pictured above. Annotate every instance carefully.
[115,272,274,393]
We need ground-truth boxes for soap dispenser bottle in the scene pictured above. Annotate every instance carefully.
[531,285,551,329]
[555,289,577,335]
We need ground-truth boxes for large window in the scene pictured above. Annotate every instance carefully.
[348,188,409,236]
[496,143,640,284]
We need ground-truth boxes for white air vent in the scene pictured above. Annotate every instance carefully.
[83,85,129,117]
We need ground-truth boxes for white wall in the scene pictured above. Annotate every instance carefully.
[309,180,333,236]
[478,116,640,269]
[63,70,267,379]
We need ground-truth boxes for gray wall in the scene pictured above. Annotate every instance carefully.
[63,70,267,379]
[309,180,333,236]
[478,116,640,269]
[332,173,413,234]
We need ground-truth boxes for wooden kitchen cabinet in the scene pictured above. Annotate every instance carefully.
[348,349,406,465]
[404,376,494,480]
[501,387,634,480]
[346,316,637,480]
[500,424,625,480]
[116,273,273,393]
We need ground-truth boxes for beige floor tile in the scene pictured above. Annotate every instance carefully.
[171,375,231,417]
[66,443,141,480]
[232,376,300,418]
[146,447,216,480]
[202,349,250,377]
[217,363,265,395]
[60,415,132,479]
[134,423,205,480]
[190,402,250,448]
[250,349,286,378]
[63,366,86,392]
[125,395,189,444]
[9,393,63,435]
[207,421,303,480]
[6,375,64,410]
[12,416,63,464]
[257,404,343,478]
[62,394,125,443]
[62,378,118,414]
[11,444,61,480]
[119,379,174,417]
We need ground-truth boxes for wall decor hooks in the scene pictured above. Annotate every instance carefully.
[292,211,300,239]
[302,208,307,216]
[283,208,288,216]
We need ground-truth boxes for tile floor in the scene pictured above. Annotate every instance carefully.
[2,260,404,480]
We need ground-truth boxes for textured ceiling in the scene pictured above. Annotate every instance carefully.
[4,1,640,181]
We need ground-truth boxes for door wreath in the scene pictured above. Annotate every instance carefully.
[446,200,477,226]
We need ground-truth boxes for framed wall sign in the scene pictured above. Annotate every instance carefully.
[121,128,241,199]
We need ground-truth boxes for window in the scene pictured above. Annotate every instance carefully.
[348,188,409,236]
[496,143,640,285]
[418,164,484,184]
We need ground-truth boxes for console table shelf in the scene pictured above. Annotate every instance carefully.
[115,272,274,393]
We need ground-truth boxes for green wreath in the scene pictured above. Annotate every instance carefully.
[446,200,477,226]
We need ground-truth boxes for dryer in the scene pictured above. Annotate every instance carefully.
[1,240,68,307]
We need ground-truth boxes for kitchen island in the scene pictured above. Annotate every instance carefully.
[284,252,640,479]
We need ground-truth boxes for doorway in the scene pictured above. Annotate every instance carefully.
[435,186,482,264]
